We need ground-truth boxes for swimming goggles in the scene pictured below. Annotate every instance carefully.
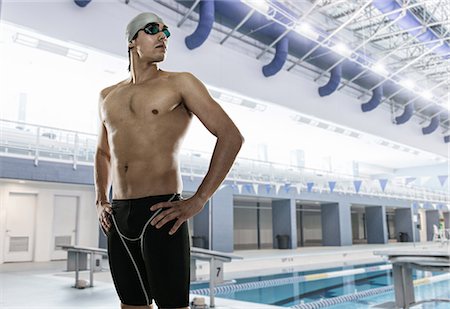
[142,22,171,38]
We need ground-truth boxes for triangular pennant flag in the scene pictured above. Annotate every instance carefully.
[252,184,259,194]
[307,182,314,193]
[237,184,243,194]
[243,184,252,193]
[265,184,272,194]
[353,180,362,193]
[328,181,336,193]
[405,177,416,185]
[379,179,388,192]
[275,183,283,194]
[295,184,302,193]
[284,183,291,193]
[438,175,448,187]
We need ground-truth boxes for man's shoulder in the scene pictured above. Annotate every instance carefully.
[164,71,196,82]
[99,79,129,100]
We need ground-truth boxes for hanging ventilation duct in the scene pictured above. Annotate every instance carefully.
[175,0,448,138]
[395,103,414,125]
[422,115,440,135]
[185,0,215,50]
[361,85,383,112]
[74,0,91,7]
[262,37,289,77]
[318,63,342,97]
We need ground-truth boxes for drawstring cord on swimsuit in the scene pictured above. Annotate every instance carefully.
[111,193,176,241]
[110,193,177,306]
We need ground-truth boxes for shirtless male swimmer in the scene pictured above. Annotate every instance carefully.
[94,12,244,309]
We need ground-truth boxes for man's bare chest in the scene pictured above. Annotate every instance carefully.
[102,85,182,126]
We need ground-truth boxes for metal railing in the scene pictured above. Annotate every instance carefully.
[0,119,448,204]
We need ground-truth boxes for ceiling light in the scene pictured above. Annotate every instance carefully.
[294,23,320,40]
[241,0,273,17]
[219,93,243,105]
[399,79,415,90]
[12,33,38,48]
[334,42,352,57]
[13,32,88,62]
[421,90,433,100]
[67,48,88,62]
[372,62,389,76]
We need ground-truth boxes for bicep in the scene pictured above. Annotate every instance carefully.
[96,122,110,155]
[96,93,111,157]
[180,74,236,137]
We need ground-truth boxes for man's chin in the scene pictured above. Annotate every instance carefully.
[154,55,166,63]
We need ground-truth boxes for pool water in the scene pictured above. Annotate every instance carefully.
[329,279,450,309]
[190,262,449,307]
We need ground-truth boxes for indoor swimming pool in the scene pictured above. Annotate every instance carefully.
[190,262,450,308]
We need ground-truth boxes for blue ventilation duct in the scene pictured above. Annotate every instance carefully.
[74,0,91,7]
[422,115,440,135]
[175,0,448,136]
[185,0,215,50]
[372,0,450,60]
[361,85,383,112]
[262,37,289,77]
[318,63,342,97]
[261,2,297,77]
[395,103,414,125]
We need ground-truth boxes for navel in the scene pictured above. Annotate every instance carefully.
[129,104,135,115]
[124,164,129,173]
[152,109,159,115]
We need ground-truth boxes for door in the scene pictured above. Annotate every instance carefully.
[418,209,427,242]
[51,195,78,260]
[4,193,37,262]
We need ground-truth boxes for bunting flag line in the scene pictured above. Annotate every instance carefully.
[243,184,252,193]
[307,182,314,193]
[328,181,336,193]
[237,184,243,194]
[405,177,416,185]
[353,180,362,193]
[379,179,388,192]
[275,183,283,194]
[252,183,259,195]
[438,175,448,187]
[284,183,291,193]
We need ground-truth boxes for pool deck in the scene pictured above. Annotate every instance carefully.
[0,242,447,309]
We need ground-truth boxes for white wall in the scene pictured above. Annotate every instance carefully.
[1,0,447,157]
[0,179,97,264]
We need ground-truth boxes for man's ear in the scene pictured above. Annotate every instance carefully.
[128,40,135,49]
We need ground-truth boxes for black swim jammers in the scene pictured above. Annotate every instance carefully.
[107,193,190,308]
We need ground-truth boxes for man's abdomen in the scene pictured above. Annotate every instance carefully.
[111,160,182,199]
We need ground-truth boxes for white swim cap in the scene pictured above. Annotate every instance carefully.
[126,12,165,43]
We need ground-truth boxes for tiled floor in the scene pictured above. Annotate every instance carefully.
[0,242,447,309]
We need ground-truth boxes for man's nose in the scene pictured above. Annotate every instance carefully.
[158,32,167,41]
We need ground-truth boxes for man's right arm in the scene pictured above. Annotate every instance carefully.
[94,90,113,232]
[94,124,111,206]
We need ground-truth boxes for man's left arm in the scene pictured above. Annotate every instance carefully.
[150,72,244,234]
